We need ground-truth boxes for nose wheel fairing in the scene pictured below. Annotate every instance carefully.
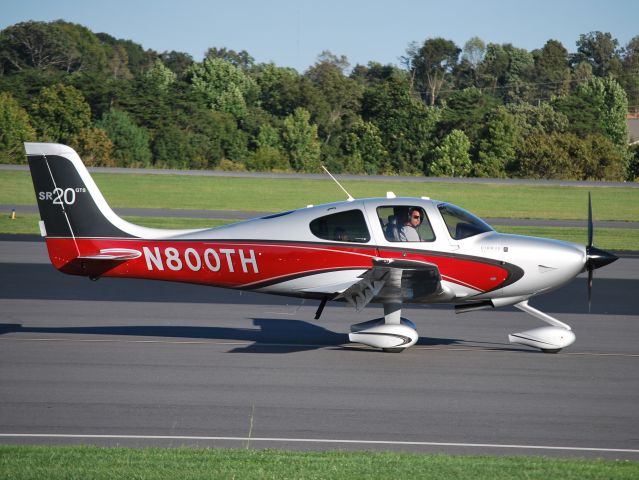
[508,300,575,353]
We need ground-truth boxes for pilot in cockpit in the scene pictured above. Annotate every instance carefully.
[399,207,422,242]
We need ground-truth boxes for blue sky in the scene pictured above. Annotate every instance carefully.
[2,0,637,72]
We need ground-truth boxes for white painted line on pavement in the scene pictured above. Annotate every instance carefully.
[1,433,638,454]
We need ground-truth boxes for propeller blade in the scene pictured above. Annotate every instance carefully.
[587,192,593,249]
[588,268,592,313]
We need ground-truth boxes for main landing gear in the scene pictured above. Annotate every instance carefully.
[348,303,418,353]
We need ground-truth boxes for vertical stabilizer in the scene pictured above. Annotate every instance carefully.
[25,143,133,238]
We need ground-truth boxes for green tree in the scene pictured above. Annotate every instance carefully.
[621,36,639,113]
[188,57,258,118]
[410,38,460,105]
[30,83,91,143]
[96,109,151,167]
[163,87,249,167]
[516,132,580,179]
[454,37,486,89]
[553,76,628,150]
[506,102,569,177]
[573,31,622,78]
[362,77,439,174]
[572,61,594,84]
[0,91,36,163]
[0,20,110,75]
[104,43,132,80]
[552,93,600,138]
[462,37,486,71]
[255,123,282,149]
[159,51,194,79]
[429,129,472,177]
[70,71,125,121]
[351,62,404,87]
[282,107,321,172]
[577,76,628,148]
[0,21,72,73]
[584,133,626,180]
[96,33,155,74]
[69,127,114,167]
[437,87,500,144]
[532,40,571,99]
[255,63,304,117]
[501,44,535,102]
[151,125,194,168]
[516,132,625,180]
[55,20,108,73]
[341,120,388,174]
[247,146,291,171]
[478,43,509,91]
[304,53,363,148]
[144,59,177,92]
[205,47,255,71]
[628,144,639,181]
[475,106,518,177]
[506,102,568,137]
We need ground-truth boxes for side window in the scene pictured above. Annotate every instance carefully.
[438,203,493,240]
[310,209,370,243]
[377,206,435,242]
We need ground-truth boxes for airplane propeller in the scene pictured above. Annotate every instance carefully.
[585,192,618,311]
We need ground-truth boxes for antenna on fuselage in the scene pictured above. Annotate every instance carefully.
[321,165,354,201]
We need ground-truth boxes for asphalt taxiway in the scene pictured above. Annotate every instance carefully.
[0,239,638,459]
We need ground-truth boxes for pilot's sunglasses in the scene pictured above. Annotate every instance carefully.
[412,214,421,219]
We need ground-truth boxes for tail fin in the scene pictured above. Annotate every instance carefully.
[25,143,134,238]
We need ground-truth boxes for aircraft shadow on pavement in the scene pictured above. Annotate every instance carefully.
[0,318,518,354]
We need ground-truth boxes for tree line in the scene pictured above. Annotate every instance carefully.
[1,20,638,180]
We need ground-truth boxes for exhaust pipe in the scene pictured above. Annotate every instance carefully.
[454,300,493,314]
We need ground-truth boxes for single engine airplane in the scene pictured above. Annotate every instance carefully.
[24,143,618,353]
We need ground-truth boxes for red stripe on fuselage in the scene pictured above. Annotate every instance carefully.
[375,250,508,292]
[44,238,509,293]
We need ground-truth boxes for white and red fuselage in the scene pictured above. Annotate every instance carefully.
[25,143,617,353]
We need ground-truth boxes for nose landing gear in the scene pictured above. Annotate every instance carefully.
[508,301,575,353]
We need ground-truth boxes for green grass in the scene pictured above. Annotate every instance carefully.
[496,226,637,251]
[1,212,637,250]
[1,446,638,480]
[1,170,638,221]
[0,213,235,235]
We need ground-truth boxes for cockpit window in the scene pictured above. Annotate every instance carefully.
[438,203,493,240]
[377,206,435,242]
[310,209,370,243]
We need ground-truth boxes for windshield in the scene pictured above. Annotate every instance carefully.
[438,203,493,240]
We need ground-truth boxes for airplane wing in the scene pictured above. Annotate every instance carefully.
[335,258,445,311]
